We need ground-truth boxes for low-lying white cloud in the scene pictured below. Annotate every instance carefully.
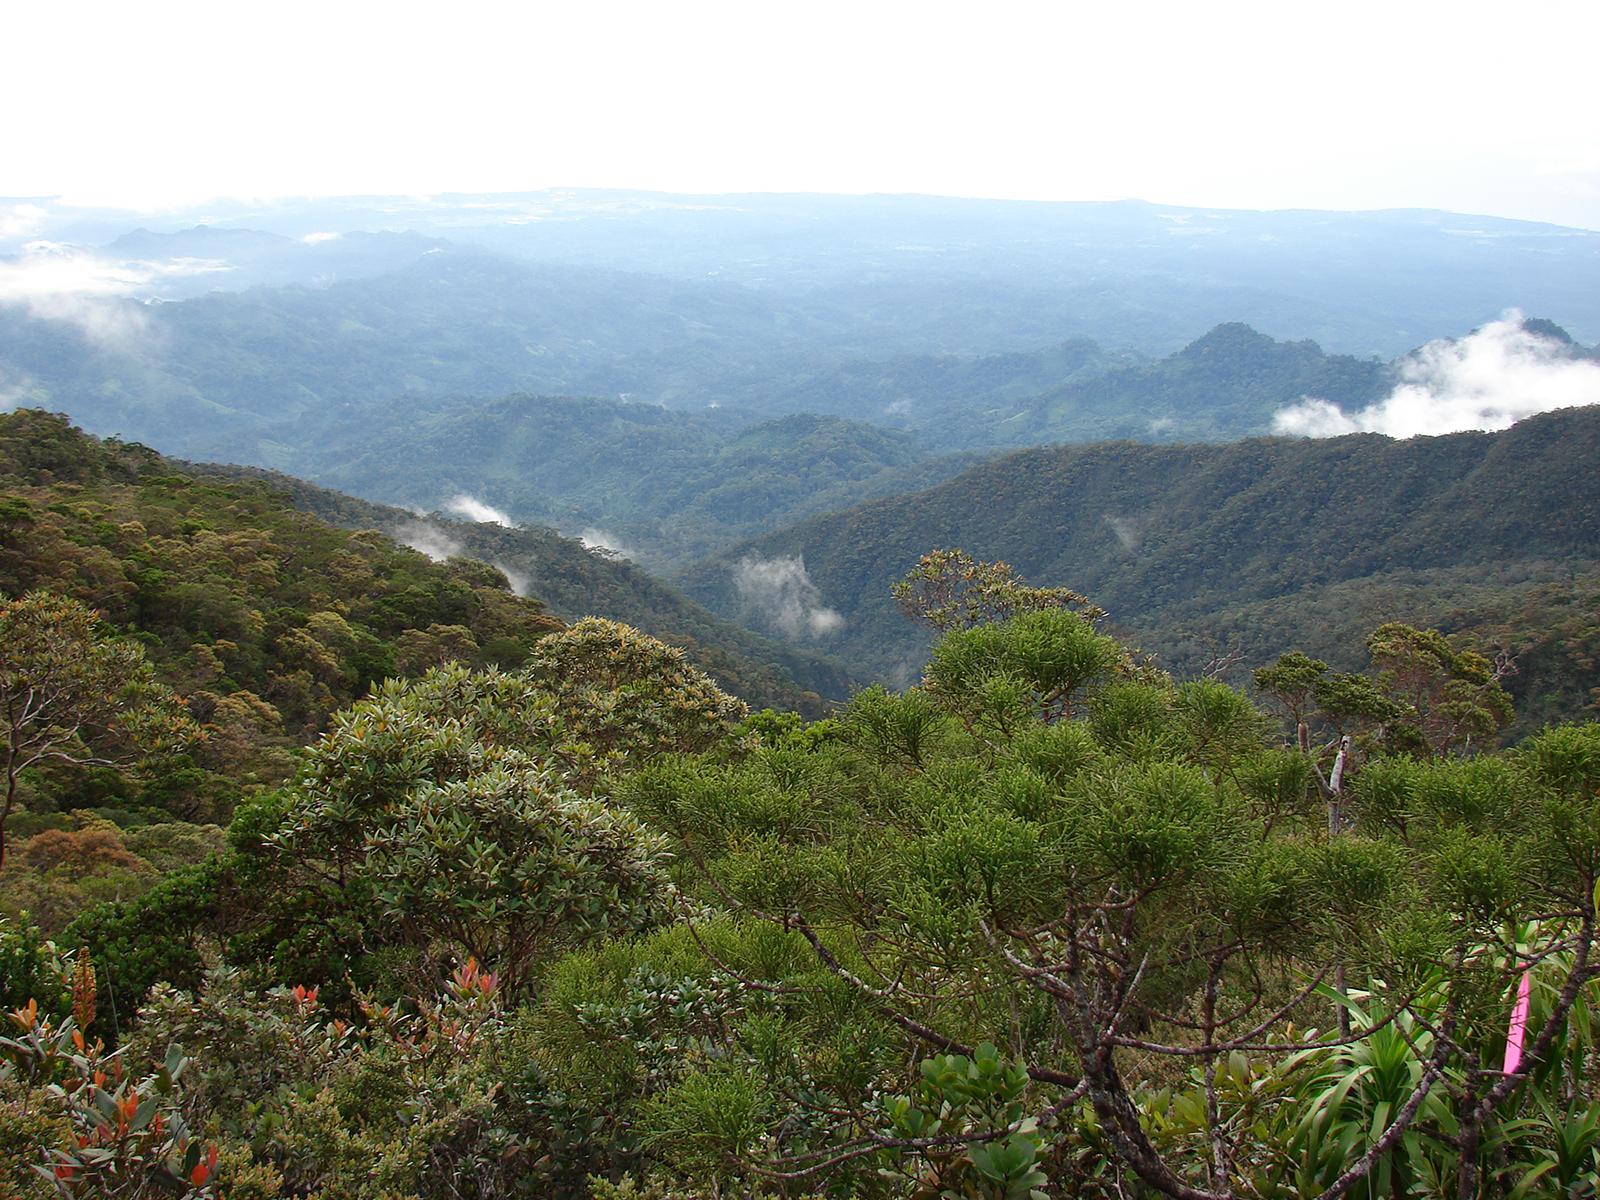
[580,527,635,561]
[1104,514,1142,552]
[0,203,49,240]
[493,561,533,598]
[0,365,36,412]
[1273,312,1600,439]
[301,231,342,244]
[443,493,513,526]
[396,521,463,562]
[733,554,844,639]
[0,240,231,343]
[397,522,533,597]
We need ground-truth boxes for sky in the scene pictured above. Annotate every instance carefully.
[2,0,1598,228]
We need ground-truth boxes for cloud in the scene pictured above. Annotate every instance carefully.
[580,527,635,561]
[0,203,49,240]
[1104,514,1141,552]
[0,240,231,344]
[396,520,532,596]
[732,554,844,639]
[493,561,534,597]
[0,364,37,412]
[1273,312,1600,439]
[443,493,513,525]
[301,231,342,244]
[396,521,463,562]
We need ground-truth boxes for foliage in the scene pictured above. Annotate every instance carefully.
[0,408,567,812]
[522,617,749,774]
[923,607,1126,729]
[881,1043,1051,1199]
[133,960,607,1199]
[62,863,225,1036]
[1365,621,1515,756]
[0,590,196,867]
[620,609,1600,1198]
[680,406,1600,726]
[0,1002,221,1200]
[0,918,70,1015]
[894,548,1106,633]
[253,661,679,997]
[0,444,1596,1200]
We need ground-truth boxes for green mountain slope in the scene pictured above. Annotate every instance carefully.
[676,407,1600,704]
[190,461,857,713]
[310,400,987,566]
[0,409,850,777]
[0,408,565,808]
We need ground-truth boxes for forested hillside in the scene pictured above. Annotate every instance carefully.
[0,406,851,958]
[190,458,856,709]
[307,400,985,566]
[0,410,566,792]
[679,406,1600,718]
[4,297,1427,571]
[3,188,1599,1200]
[0,411,841,773]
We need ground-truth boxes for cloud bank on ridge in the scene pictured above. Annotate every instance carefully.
[1273,312,1600,439]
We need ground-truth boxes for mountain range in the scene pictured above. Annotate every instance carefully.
[675,405,1600,725]
[2,190,1597,729]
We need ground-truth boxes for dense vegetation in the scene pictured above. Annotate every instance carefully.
[194,459,856,711]
[678,406,1600,724]
[1,195,1596,1189]
[306,402,986,567]
[0,410,861,945]
[4,546,1597,1198]
[0,409,570,800]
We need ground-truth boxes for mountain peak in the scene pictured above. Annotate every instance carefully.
[1178,322,1279,359]
[1520,316,1576,345]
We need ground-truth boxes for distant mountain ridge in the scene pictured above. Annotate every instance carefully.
[7,275,1588,571]
[675,407,1600,706]
[306,400,989,567]
[10,190,1598,353]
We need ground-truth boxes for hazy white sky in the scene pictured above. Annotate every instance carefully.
[4,0,1597,227]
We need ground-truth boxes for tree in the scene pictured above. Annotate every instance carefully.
[1365,620,1515,757]
[521,618,748,779]
[0,592,194,867]
[252,662,674,997]
[362,765,673,998]
[893,548,1106,633]
[923,607,1126,731]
